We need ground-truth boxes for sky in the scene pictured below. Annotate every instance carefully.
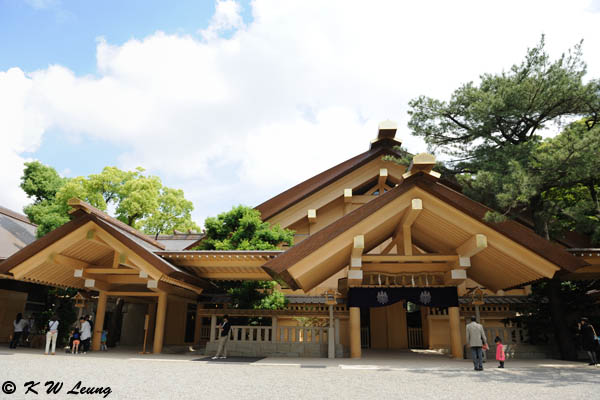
[1,0,600,227]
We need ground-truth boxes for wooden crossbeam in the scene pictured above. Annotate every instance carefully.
[444,269,467,285]
[378,168,388,192]
[104,275,149,285]
[362,254,459,263]
[391,199,423,256]
[362,263,453,273]
[344,188,353,203]
[85,268,139,275]
[351,235,365,259]
[49,253,89,269]
[307,209,317,224]
[456,234,488,258]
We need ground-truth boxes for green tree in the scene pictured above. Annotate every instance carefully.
[405,37,600,360]
[21,162,199,237]
[198,205,294,250]
[195,205,294,312]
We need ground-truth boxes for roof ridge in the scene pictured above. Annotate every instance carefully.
[0,206,36,226]
[67,198,166,250]
[255,146,405,220]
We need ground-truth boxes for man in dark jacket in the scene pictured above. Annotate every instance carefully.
[578,317,598,366]
[212,315,231,360]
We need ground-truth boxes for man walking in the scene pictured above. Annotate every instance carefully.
[79,317,92,353]
[212,315,231,360]
[466,316,488,371]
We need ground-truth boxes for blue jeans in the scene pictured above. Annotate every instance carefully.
[471,347,483,370]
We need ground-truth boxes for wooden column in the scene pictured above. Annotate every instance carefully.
[152,292,168,354]
[272,316,278,343]
[335,318,340,345]
[328,304,335,359]
[194,304,203,345]
[448,306,462,359]
[91,291,108,351]
[349,307,361,358]
[209,315,217,342]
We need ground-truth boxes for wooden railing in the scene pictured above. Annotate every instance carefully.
[484,326,528,344]
[408,327,424,348]
[210,325,329,344]
[199,326,211,341]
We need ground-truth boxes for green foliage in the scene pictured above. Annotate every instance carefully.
[197,205,294,311]
[20,162,199,237]
[408,35,599,165]
[36,287,78,346]
[198,205,294,250]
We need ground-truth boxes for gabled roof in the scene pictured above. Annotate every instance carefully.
[0,201,211,290]
[264,172,587,291]
[0,206,37,260]
[153,233,205,251]
[68,199,166,250]
[255,145,405,221]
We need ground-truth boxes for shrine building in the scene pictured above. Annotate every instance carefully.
[1,121,598,358]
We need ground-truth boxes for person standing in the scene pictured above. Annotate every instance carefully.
[10,313,27,349]
[578,317,598,366]
[45,315,59,355]
[79,317,92,353]
[212,315,231,360]
[494,336,505,368]
[466,316,488,371]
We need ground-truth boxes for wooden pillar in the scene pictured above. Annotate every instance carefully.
[448,306,462,359]
[152,292,168,354]
[91,291,108,351]
[328,304,335,359]
[209,315,217,342]
[349,307,361,358]
[335,318,340,345]
[194,304,203,345]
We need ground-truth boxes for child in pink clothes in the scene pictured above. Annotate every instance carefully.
[495,336,505,368]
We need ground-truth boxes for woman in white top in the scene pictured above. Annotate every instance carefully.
[45,315,59,355]
[9,313,27,349]
[79,316,92,353]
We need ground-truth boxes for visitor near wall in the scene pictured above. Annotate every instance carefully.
[466,316,488,371]
[578,317,598,366]
[9,313,27,349]
[212,315,231,360]
[45,315,59,355]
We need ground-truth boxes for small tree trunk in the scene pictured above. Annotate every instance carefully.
[547,278,578,360]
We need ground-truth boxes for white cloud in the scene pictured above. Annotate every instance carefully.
[1,0,600,223]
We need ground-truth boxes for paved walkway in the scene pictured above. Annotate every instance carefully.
[1,347,598,399]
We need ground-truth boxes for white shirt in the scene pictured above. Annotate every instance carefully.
[48,320,59,333]
[80,321,91,340]
[13,319,28,332]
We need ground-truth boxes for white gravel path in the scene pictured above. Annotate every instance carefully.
[0,349,598,399]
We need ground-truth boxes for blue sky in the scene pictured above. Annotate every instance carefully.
[1,0,599,226]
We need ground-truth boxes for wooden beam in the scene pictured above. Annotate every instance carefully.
[307,209,317,224]
[190,271,271,280]
[444,269,467,285]
[378,168,388,191]
[106,291,159,297]
[104,275,149,284]
[403,153,441,179]
[49,253,88,269]
[362,254,458,263]
[351,235,365,259]
[83,277,111,292]
[392,198,423,256]
[85,268,139,275]
[362,263,453,273]
[147,280,196,300]
[456,234,488,258]
[344,188,353,203]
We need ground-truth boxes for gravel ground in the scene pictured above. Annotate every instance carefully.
[0,349,598,400]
